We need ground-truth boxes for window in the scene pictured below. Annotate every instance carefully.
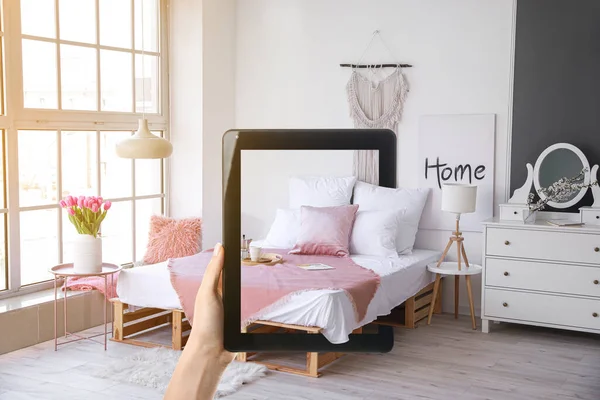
[1,0,168,296]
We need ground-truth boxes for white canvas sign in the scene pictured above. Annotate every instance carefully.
[418,114,495,232]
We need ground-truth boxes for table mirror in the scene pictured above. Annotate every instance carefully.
[533,143,590,208]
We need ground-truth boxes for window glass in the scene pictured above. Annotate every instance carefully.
[22,40,58,109]
[135,54,159,113]
[61,131,98,198]
[135,157,162,196]
[101,200,133,264]
[134,0,158,52]
[100,131,133,198]
[100,50,133,112]
[19,131,58,207]
[60,45,97,111]
[20,209,58,285]
[59,0,96,44]
[135,197,162,260]
[100,0,132,49]
[21,0,55,38]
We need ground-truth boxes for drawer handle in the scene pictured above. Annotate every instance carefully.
[596,216,599,219]
[594,313,599,318]
[595,247,600,253]
[594,280,599,285]
[504,240,510,246]
[503,271,509,276]
[502,302,508,307]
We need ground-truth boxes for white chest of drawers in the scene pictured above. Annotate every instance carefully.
[482,217,600,334]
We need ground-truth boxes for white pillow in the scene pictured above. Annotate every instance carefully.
[353,181,430,255]
[264,208,301,248]
[350,209,404,258]
[289,176,357,209]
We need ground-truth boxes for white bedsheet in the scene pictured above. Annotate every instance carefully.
[116,249,441,344]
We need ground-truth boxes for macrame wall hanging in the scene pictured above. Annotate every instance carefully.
[341,31,411,185]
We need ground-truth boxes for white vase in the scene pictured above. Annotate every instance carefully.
[73,234,102,274]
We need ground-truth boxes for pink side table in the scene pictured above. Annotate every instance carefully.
[49,263,122,351]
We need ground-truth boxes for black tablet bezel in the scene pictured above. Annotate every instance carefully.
[222,129,396,353]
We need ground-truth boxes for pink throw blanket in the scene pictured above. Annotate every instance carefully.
[168,250,380,327]
[64,272,119,299]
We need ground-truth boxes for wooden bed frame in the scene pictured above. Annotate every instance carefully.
[109,299,191,350]
[110,280,442,377]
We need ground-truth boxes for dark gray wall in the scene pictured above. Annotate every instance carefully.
[510,0,600,212]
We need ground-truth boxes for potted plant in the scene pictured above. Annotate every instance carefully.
[59,195,111,273]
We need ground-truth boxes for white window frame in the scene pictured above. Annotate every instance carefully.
[0,0,170,299]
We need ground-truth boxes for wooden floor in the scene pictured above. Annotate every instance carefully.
[0,314,599,399]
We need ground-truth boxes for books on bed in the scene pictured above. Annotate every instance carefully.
[297,263,335,271]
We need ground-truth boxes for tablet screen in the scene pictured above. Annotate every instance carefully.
[241,149,360,338]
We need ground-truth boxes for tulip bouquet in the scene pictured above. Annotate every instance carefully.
[59,195,112,238]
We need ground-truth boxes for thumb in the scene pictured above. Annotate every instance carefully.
[201,243,224,293]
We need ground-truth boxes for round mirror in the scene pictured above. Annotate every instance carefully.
[533,143,590,208]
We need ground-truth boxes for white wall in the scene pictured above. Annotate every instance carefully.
[234,0,516,315]
[241,150,354,239]
[168,0,203,220]
[169,0,236,249]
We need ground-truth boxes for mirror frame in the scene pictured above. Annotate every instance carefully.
[533,143,590,209]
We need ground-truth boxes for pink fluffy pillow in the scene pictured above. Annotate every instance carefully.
[143,215,202,264]
[289,204,359,257]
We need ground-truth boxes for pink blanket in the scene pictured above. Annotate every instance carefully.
[64,272,119,299]
[168,249,380,327]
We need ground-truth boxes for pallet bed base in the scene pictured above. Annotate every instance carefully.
[110,299,191,350]
[237,321,360,378]
[109,280,442,377]
[372,280,442,328]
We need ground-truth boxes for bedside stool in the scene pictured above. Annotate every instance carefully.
[426,262,482,330]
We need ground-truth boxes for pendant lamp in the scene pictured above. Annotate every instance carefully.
[115,0,172,159]
[115,119,173,159]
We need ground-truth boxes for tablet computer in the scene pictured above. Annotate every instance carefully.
[222,129,396,353]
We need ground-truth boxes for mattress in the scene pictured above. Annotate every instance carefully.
[116,249,441,344]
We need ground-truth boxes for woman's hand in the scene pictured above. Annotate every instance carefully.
[189,243,236,366]
[165,243,235,399]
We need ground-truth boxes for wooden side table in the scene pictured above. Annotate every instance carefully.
[426,262,482,330]
[49,263,122,351]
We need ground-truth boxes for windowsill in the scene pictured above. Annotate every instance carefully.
[0,287,90,314]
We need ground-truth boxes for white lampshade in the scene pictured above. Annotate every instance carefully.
[441,183,477,214]
[115,119,173,159]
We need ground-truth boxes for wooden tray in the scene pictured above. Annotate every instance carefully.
[241,253,283,266]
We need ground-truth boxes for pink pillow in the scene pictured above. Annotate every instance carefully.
[143,215,202,264]
[289,205,359,257]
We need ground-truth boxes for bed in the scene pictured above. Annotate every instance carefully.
[112,247,442,376]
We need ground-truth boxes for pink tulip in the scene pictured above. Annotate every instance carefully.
[98,197,103,204]
[104,200,112,211]
[83,198,90,208]
[67,207,75,216]
[65,196,74,207]
[91,204,99,213]
[77,197,84,208]
[59,200,66,208]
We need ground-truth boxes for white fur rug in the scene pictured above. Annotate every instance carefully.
[95,347,268,398]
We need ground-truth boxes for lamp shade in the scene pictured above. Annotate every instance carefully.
[115,119,173,159]
[441,183,477,214]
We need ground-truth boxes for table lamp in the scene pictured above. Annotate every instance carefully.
[437,183,477,270]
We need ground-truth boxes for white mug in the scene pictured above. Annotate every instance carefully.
[249,246,262,262]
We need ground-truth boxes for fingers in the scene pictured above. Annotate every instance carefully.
[201,243,225,294]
